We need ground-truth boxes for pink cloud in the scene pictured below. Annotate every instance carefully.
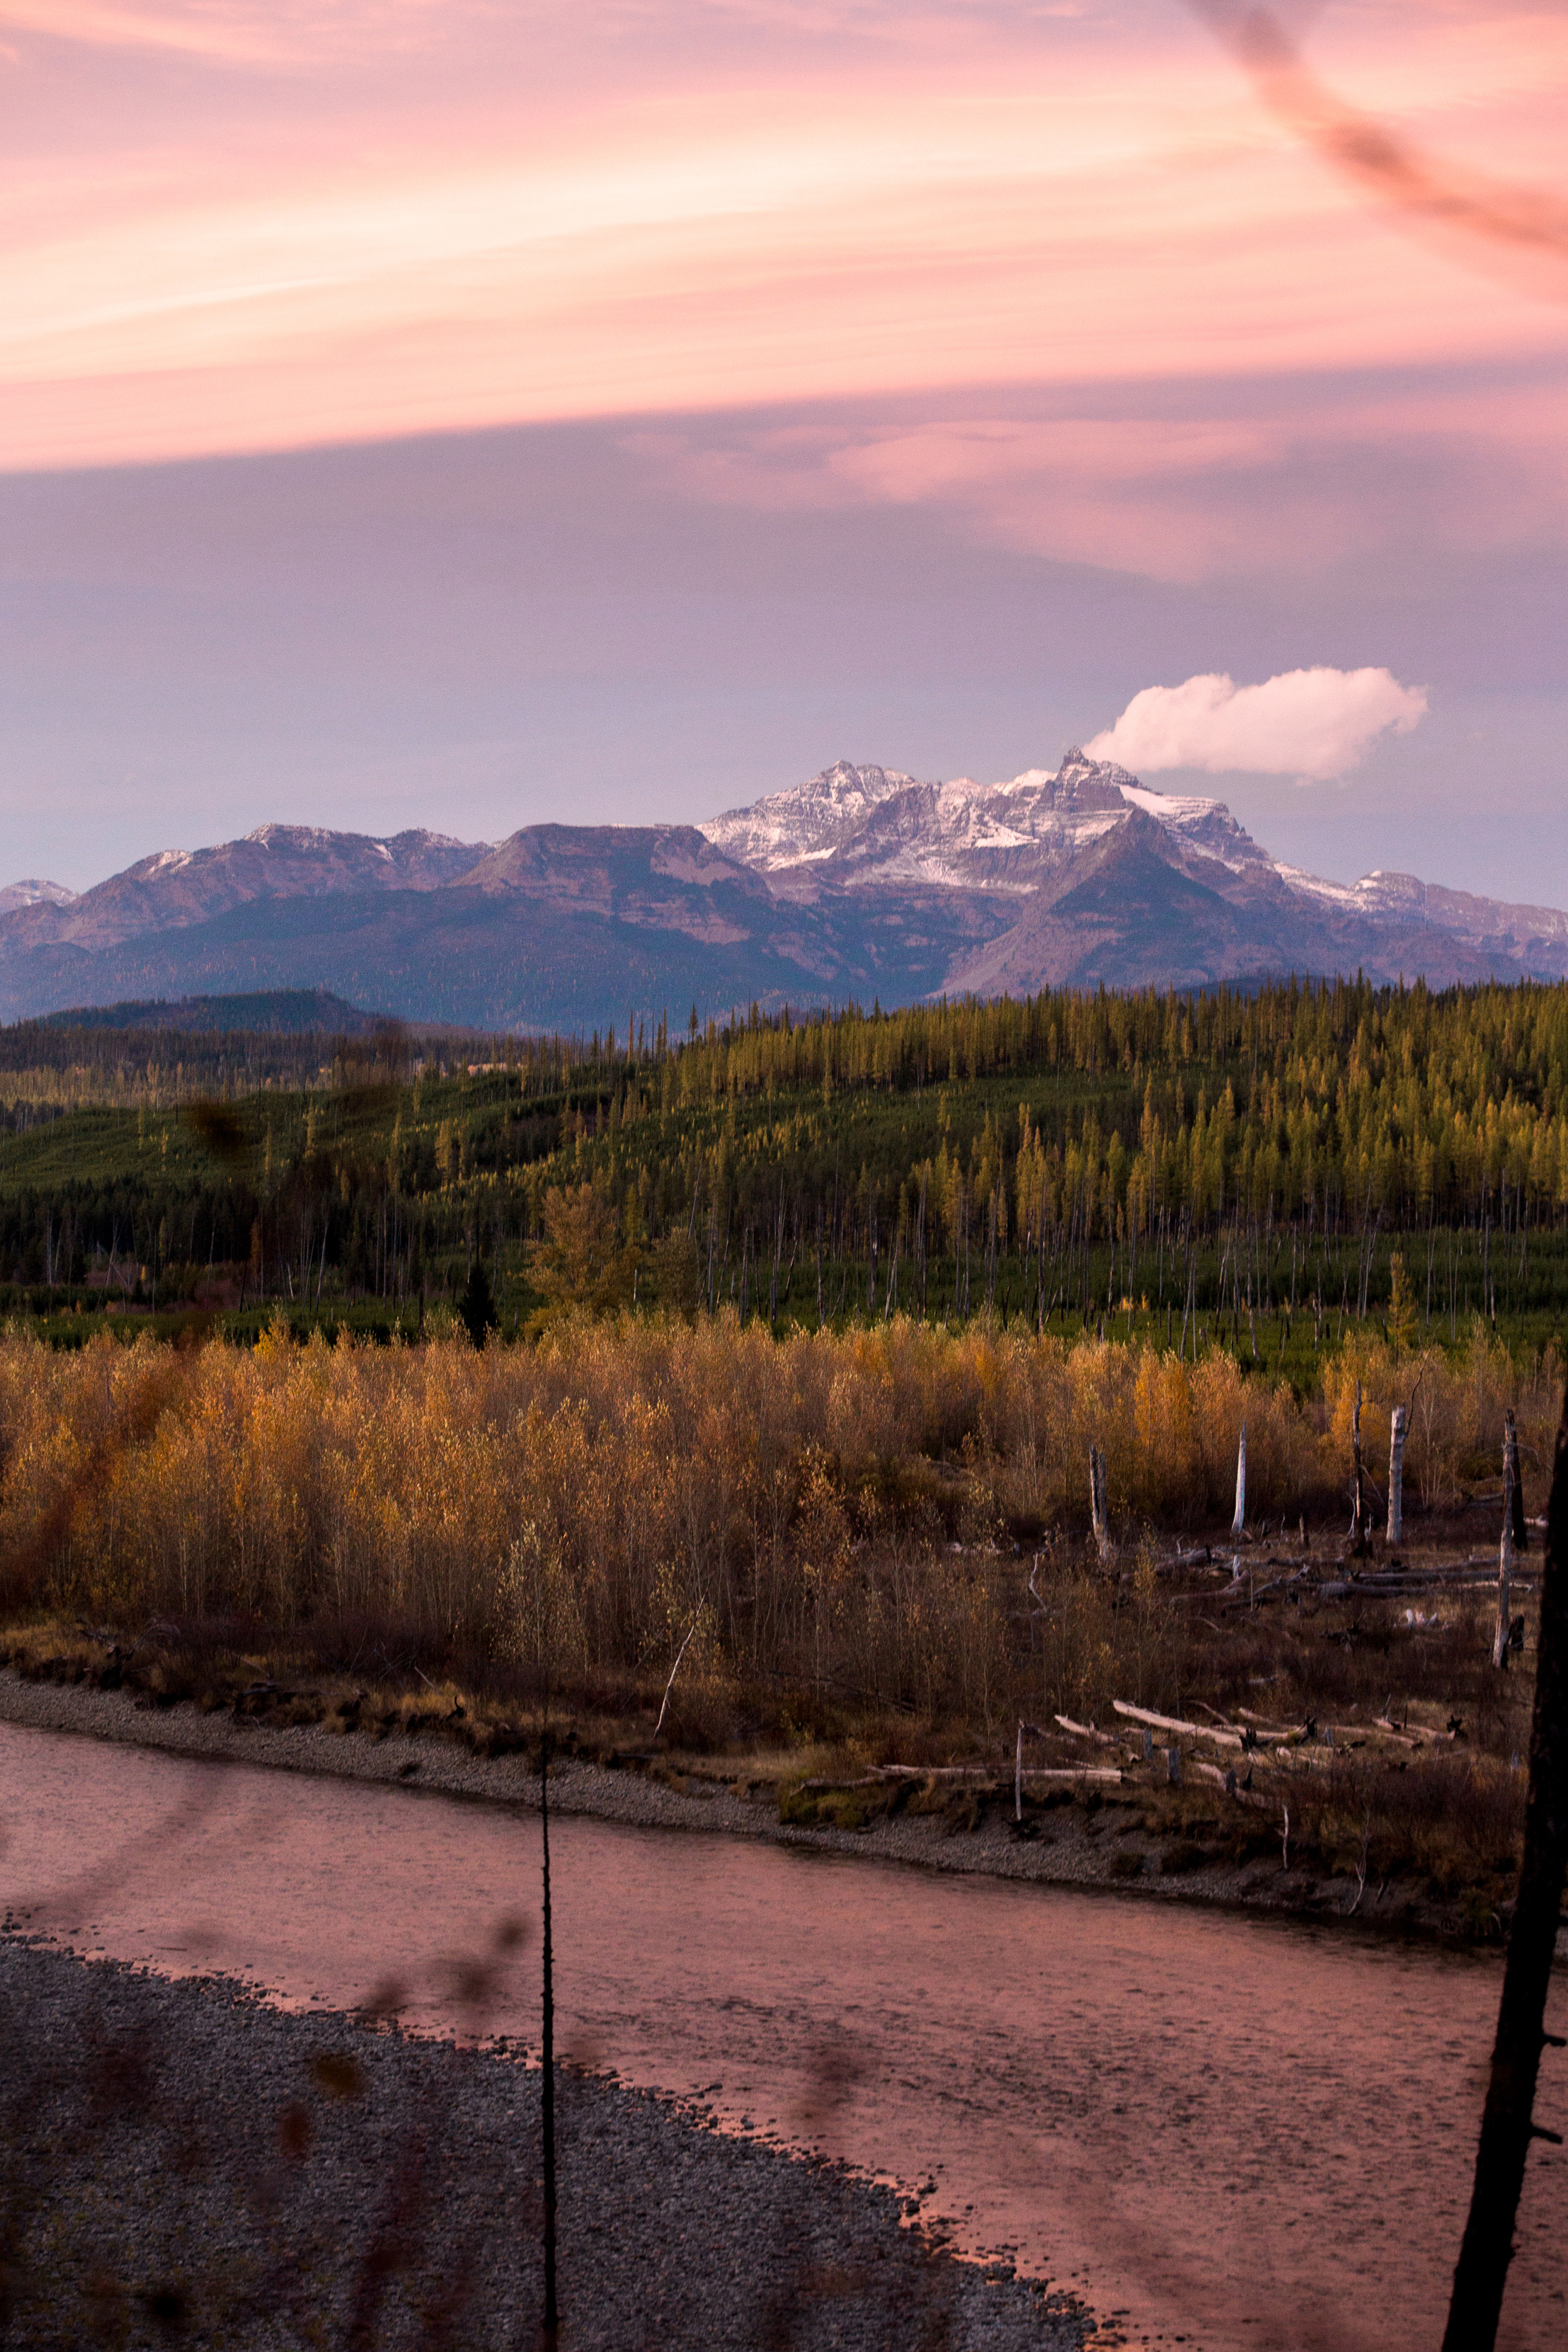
[1085,666,1428,777]
[0,4,1565,472]
[1,2,313,64]
[626,377,1568,583]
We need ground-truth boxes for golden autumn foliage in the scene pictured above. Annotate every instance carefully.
[0,1315,1557,1737]
[525,1182,638,1332]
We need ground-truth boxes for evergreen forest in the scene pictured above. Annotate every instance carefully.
[3,975,1567,1374]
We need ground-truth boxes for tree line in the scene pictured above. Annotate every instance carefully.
[2,974,1567,1348]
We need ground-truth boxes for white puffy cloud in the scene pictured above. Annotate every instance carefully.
[1085,666,1427,780]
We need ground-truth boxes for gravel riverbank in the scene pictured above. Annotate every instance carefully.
[1,1934,1092,2351]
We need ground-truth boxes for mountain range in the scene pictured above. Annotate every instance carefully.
[5,755,1567,1032]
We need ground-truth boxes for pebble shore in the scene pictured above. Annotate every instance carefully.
[1,1934,1092,2350]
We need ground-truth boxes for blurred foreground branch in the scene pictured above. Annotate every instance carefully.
[1193,1,1568,296]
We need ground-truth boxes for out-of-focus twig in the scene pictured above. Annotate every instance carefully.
[1191,0,1568,293]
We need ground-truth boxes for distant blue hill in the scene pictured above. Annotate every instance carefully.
[36,988,382,1037]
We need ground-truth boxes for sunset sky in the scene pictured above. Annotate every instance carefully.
[4,1,1567,898]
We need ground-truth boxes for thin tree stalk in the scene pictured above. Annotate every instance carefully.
[539,1726,559,2350]
[1443,1383,1568,2351]
[654,1616,699,1742]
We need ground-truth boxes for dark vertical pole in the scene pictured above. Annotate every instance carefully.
[1443,1384,1568,2351]
[540,1730,559,2349]
[1509,1407,1529,1556]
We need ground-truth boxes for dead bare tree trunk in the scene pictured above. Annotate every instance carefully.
[1014,1718,1043,1821]
[1510,1404,1529,1556]
[1231,1421,1247,1537]
[1089,1445,1111,1566]
[539,1728,559,2351]
[1349,1381,1367,1555]
[1387,1403,1408,1551]
[1443,1384,1568,2351]
[1494,1412,1519,1672]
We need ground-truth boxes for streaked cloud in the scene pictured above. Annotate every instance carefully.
[626,368,1568,583]
[0,2,297,63]
[1086,666,1428,779]
[2,4,1567,470]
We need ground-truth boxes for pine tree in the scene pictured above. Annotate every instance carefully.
[459,1260,497,1347]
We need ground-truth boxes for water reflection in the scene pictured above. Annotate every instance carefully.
[3,1721,1562,2351]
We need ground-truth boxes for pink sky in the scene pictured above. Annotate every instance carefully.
[6,3,1568,555]
[4,4,1568,901]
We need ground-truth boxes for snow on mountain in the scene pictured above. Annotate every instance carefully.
[6,753,1567,1032]
[702,748,1272,889]
[0,879,77,913]
[1279,864,1568,946]
[699,749,1568,978]
[0,826,493,961]
[702,761,920,867]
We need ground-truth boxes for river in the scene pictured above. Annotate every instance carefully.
[2,1720,1562,2350]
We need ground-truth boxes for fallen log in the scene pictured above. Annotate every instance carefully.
[1235,1709,1303,1741]
[1113,1699,1243,1748]
[1155,1546,1215,1575]
[1318,1570,1533,1598]
[1054,1713,1116,1744]
[871,1763,1123,1786]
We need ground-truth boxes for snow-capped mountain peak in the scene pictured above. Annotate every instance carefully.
[6,763,1568,1026]
[702,760,920,867]
[0,877,78,913]
[701,749,1271,889]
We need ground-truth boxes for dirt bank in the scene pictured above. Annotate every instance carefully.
[2,1665,1547,1955]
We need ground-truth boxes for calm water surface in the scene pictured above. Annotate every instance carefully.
[2,1722,1563,2351]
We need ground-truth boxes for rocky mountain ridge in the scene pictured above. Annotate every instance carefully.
[0,878,79,915]
[703,750,1274,893]
[5,757,1564,1032]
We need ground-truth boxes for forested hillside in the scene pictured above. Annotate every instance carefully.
[2,975,1566,1366]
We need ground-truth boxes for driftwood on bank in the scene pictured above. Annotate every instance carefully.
[1233,1709,1306,1744]
[1373,1716,1455,1744]
[862,1764,1123,1786]
[1443,1383,1568,2352]
[1315,1564,1540,1600]
[1054,1712,1117,1745]
[1113,1699,1243,1748]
